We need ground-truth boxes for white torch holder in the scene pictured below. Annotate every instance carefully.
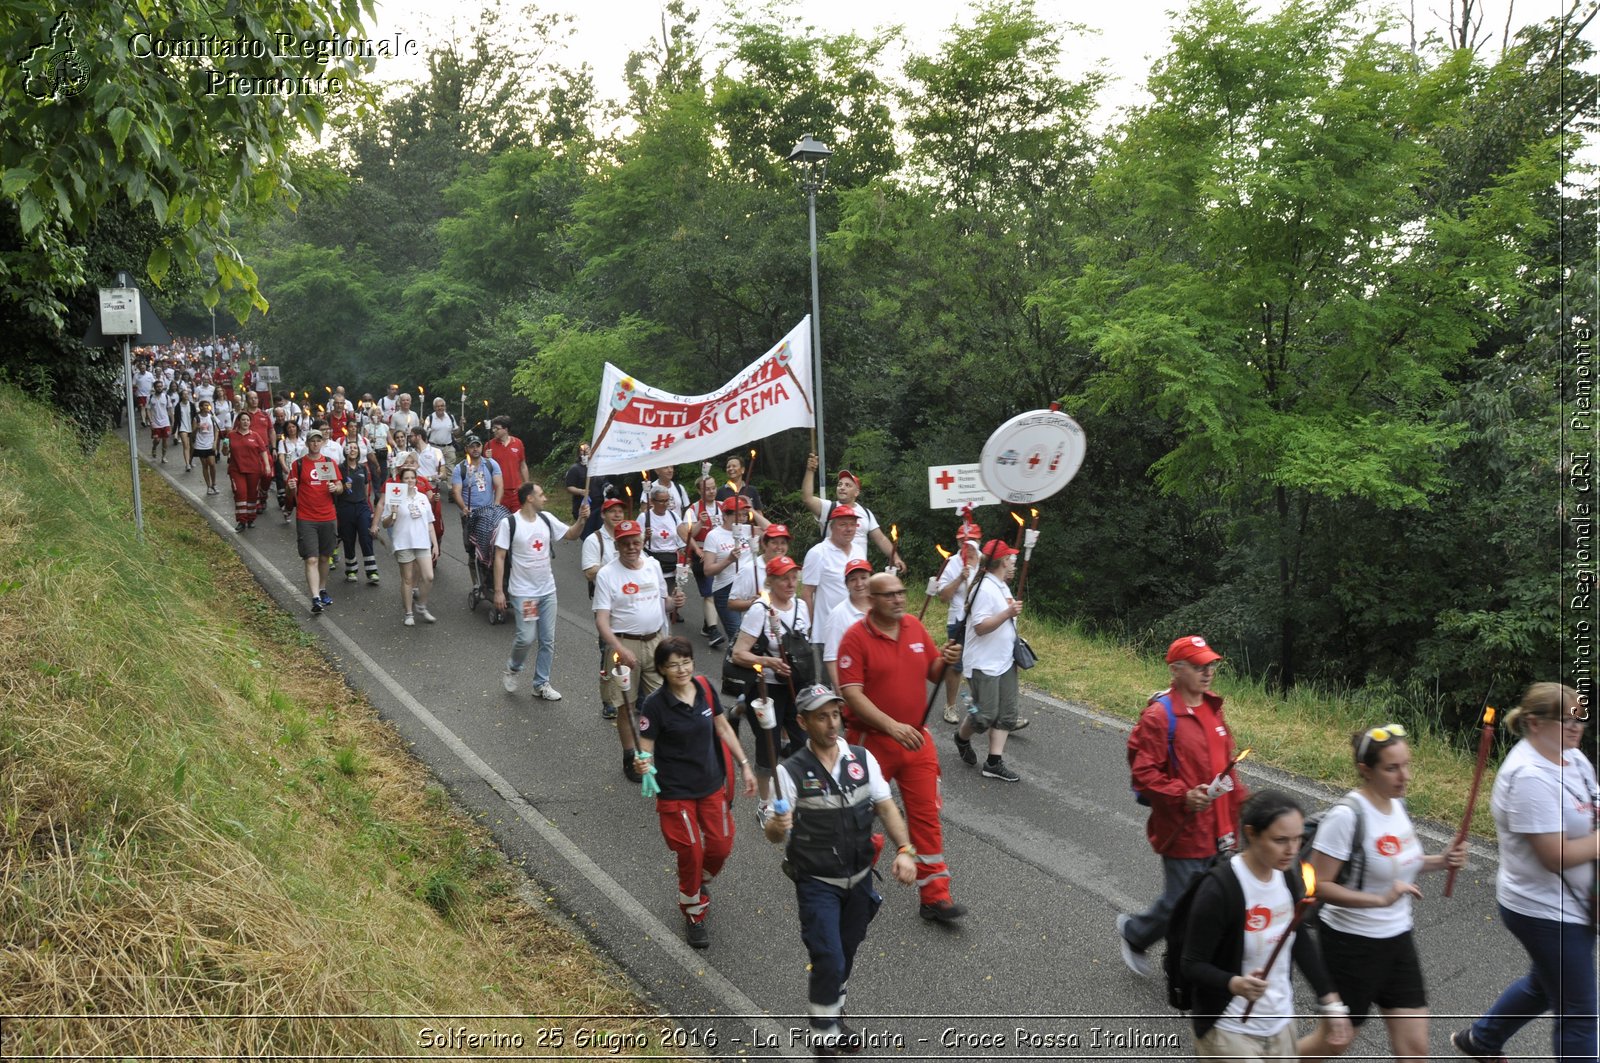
[749,696,776,730]
[610,665,633,692]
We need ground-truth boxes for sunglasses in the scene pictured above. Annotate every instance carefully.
[1357,723,1407,761]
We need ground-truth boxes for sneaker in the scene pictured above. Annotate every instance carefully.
[532,683,563,701]
[502,669,519,694]
[416,606,436,623]
[943,702,960,724]
[1450,1030,1506,1063]
[318,591,333,607]
[1116,913,1153,978]
[601,703,618,720]
[1009,716,1030,732]
[833,1020,864,1056]
[918,899,967,923]
[982,758,1020,782]
[366,571,381,585]
[707,632,727,649]
[685,916,709,949]
[310,598,323,615]
[403,613,415,627]
[236,522,246,531]
[953,733,976,766]
[344,571,358,583]
[282,514,292,524]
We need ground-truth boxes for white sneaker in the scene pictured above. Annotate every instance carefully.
[943,703,960,724]
[1116,913,1153,978]
[403,613,415,627]
[532,683,563,701]
[502,669,519,694]
[416,606,436,623]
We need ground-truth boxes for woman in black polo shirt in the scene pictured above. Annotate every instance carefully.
[635,636,756,949]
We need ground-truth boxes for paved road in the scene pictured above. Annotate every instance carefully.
[151,459,1547,1061]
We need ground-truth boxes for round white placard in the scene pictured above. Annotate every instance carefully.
[978,409,1086,503]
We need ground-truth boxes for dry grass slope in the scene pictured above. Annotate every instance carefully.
[0,387,679,1057]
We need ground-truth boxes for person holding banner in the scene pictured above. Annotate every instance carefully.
[716,455,769,530]
[801,454,902,568]
[681,475,727,647]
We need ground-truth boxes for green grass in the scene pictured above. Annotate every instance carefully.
[0,386,678,1057]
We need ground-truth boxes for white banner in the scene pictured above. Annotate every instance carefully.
[589,318,815,475]
[927,462,1000,510]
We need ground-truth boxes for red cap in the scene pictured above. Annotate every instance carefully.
[766,556,799,577]
[1166,635,1222,666]
[829,504,859,522]
[613,520,643,539]
[836,469,861,487]
[843,558,873,579]
[719,495,752,512]
[981,539,1018,561]
[763,523,791,541]
[957,522,983,541]
[601,497,626,511]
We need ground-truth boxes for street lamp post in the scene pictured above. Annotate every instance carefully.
[785,133,833,486]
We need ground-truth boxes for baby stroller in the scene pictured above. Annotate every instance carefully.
[466,503,511,624]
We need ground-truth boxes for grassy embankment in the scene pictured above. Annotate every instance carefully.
[0,385,674,1057]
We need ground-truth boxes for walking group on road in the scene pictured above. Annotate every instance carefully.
[143,350,1599,1062]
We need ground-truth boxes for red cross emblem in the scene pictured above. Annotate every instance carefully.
[1027,452,1042,470]
[658,528,671,541]
[532,540,544,551]
[935,469,956,490]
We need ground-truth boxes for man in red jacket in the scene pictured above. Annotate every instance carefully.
[1118,634,1248,977]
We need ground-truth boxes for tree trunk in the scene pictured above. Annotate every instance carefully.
[1276,484,1298,691]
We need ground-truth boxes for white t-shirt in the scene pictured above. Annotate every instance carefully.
[193,413,217,450]
[276,437,309,467]
[194,382,215,404]
[823,599,867,663]
[424,411,457,445]
[816,499,880,560]
[1492,740,1599,922]
[414,443,445,481]
[135,371,155,398]
[362,418,390,451]
[494,510,567,598]
[148,392,172,429]
[962,573,1016,678]
[212,398,234,428]
[385,488,434,552]
[1214,855,1296,1037]
[775,737,891,809]
[801,540,853,643]
[640,506,686,553]
[1313,791,1426,937]
[738,598,809,689]
[703,527,742,592]
[593,557,670,636]
[936,553,979,623]
[581,526,617,575]
[650,479,691,513]
[174,399,194,434]
[389,408,421,438]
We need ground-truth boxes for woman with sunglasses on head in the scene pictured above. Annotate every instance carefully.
[635,636,757,950]
[1452,682,1598,1063]
[1296,724,1467,1063]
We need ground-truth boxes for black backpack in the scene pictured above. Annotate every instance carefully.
[1162,855,1225,1010]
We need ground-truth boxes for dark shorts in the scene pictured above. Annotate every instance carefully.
[947,618,962,643]
[193,448,215,459]
[1315,923,1427,1022]
[295,519,338,559]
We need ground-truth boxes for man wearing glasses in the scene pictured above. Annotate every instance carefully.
[836,572,968,924]
[1117,634,1249,978]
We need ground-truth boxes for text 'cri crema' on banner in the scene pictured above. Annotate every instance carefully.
[588,318,814,475]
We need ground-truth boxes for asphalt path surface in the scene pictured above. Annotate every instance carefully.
[150,456,1551,1061]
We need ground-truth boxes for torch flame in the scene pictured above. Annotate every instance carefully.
[749,448,756,460]
[324,386,332,394]
[1010,511,1025,527]
[1030,507,1039,519]
[891,524,899,542]
[754,663,763,677]
[1484,706,1496,725]
[1235,748,1252,763]
[1301,862,1317,897]
[460,385,466,393]
[935,543,952,561]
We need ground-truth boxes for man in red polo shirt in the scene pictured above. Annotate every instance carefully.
[836,571,966,923]
[485,416,529,511]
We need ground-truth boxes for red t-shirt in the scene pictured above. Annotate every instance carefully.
[249,410,273,449]
[484,435,525,509]
[291,455,344,522]
[327,410,352,442]
[836,615,941,728]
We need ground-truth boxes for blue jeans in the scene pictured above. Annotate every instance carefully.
[1124,855,1213,952]
[1470,904,1598,1062]
[506,592,557,687]
[795,874,882,1027]
[713,584,740,643]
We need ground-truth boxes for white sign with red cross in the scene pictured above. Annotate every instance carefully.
[926,462,1000,511]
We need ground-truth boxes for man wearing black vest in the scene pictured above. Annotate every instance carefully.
[764,685,917,1057]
